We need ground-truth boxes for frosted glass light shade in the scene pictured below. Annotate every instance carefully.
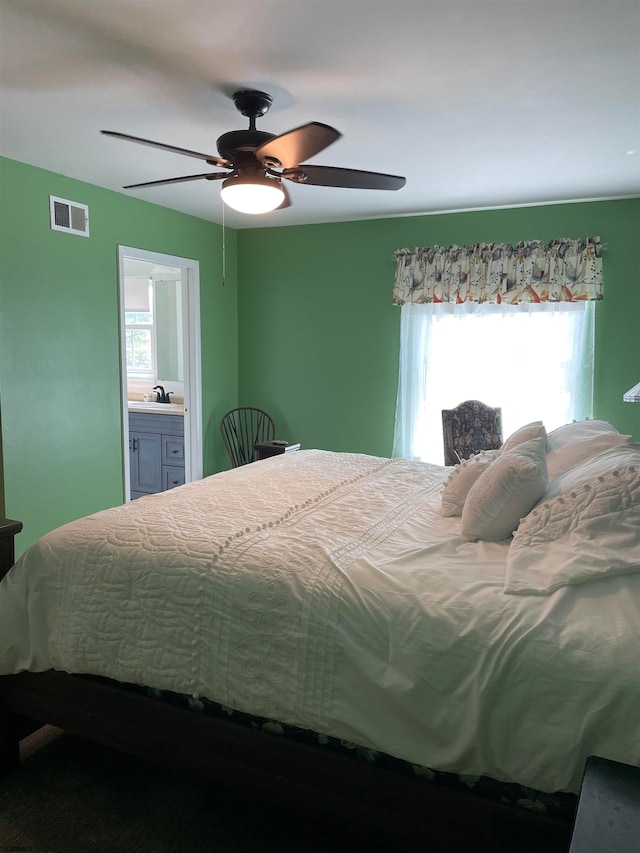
[220,176,285,214]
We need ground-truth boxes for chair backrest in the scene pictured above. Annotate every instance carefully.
[441,399,503,466]
[220,407,275,467]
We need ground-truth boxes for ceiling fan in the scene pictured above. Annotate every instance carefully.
[101,89,406,214]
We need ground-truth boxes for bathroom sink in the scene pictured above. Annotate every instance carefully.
[128,401,184,413]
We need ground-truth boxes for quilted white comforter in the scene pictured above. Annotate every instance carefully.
[1,449,639,794]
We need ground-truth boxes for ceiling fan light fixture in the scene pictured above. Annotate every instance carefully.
[220,174,285,214]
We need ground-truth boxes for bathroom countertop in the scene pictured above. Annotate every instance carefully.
[127,401,184,415]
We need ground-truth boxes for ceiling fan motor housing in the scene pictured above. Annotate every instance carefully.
[216,129,275,163]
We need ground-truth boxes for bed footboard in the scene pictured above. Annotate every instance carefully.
[0,670,572,851]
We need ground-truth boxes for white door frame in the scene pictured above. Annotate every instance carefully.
[118,245,203,500]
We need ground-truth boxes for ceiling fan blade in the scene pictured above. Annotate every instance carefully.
[102,130,230,168]
[255,122,341,169]
[123,172,229,189]
[282,164,406,191]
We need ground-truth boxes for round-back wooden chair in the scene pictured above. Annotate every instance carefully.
[220,407,275,467]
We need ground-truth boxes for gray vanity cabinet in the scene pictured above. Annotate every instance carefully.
[129,412,185,500]
[129,431,162,496]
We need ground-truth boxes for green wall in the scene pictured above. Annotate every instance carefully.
[238,199,640,455]
[0,157,238,554]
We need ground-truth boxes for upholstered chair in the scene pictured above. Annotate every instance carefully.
[441,400,503,466]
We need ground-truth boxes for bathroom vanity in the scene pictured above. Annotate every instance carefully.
[128,407,185,500]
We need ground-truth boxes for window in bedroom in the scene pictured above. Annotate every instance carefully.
[391,237,602,464]
[393,300,595,464]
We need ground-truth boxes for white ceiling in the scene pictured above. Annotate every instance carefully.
[1,0,638,230]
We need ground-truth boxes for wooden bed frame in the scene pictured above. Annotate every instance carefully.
[0,520,572,851]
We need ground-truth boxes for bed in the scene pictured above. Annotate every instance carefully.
[1,420,639,847]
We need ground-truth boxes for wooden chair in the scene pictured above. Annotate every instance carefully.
[220,407,275,467]
[441,400,503,466]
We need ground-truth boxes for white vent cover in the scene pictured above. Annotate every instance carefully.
[49,195,90,237]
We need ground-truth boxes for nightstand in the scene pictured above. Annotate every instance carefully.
[0,518,23,581]
[569,755,640,853]
[254,441,301,461]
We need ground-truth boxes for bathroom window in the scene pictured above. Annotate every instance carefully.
[125,310,156,378]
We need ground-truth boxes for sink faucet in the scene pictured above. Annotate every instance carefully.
[152,385,173,404]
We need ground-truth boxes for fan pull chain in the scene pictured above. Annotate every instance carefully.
[222,200,226,288]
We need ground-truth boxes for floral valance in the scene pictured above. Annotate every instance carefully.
[392,237,603,306]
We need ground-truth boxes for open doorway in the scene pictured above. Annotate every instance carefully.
[118,245,202,501]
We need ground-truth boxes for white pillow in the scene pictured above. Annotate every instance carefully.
[501,421,546,455]
[505,443,640,595]
[441,450,501,517]
[461,436,548,542]
[547,418,619,445]
[546,419,632,480]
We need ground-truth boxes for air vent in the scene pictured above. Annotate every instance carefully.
[49,195,90,237]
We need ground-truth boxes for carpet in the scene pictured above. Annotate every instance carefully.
[0,727,387,852]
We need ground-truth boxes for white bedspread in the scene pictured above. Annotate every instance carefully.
[1,449,639,794]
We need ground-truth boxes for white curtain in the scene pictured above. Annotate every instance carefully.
[393,301,595,464]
